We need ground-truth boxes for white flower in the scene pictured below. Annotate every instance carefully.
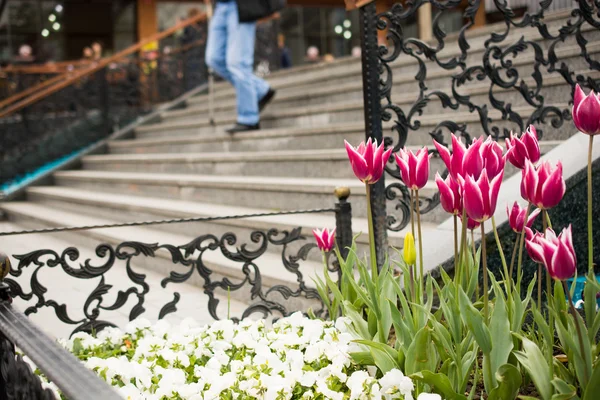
[347,370,371,400]
[417,394,443,400]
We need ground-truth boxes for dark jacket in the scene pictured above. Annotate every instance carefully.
[216,0,283,23]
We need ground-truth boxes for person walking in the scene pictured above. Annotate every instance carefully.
[205,0,277,134]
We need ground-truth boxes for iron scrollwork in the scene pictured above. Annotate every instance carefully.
[6,228,336,337]
[366,0,600,232]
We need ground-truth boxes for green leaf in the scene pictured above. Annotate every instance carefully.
[411,370,467,400]
[487,364,522,400]
[405,326,435,375]
[350,351,375,365]
[354,340,400,374]
[583,271,598,341]
[342,301,370,339]
[552,378,577,400]
[514,336,552,400]
[488,280,514,389]
[458,288,492,354]
[583,360,600,400]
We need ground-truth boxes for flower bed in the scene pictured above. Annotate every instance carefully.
[39,314,440,400]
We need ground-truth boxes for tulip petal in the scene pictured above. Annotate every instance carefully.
[345,141,370,182]
[526,240,545,265]
[436,174,456,215]
[526,208,541,229]
[415,148,430,189]
[463,175,485,222]
[550,240,576,280]
[540,162,565,209]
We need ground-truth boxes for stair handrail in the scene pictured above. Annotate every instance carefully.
[0,11,208,119]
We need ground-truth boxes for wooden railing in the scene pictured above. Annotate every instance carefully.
[0,11,208,119]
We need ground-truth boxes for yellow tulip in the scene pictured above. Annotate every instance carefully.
[403,232,416,265]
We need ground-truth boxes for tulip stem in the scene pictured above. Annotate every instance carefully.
[563,280,591,385]
[458,208,468,290]
[410,189,416,302]
[481,223,489,322]
[509,233,518,287]
[588,135,594,275]
[454,215,459,274]
[415,189,424,301]
[365,184,379,281]
[515,204,531,295]
[472,229,479,299]
[492,216,511,300]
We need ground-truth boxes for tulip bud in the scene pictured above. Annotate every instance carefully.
[505,125,541,169]
[572,84,600,136]
[525,226,577,280]
[395,147,431,190]
[507,202,541,232]
[313,228,336,252]
[345,139,393,184]
[403,232,416,265]
[521,160,566,210]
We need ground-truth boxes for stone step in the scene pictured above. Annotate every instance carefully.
[163,68,600,122]
[134,103,573,143]
[111,119,568,157]
[0,201,323,312]
[204,11,591,99]
[51,170,438,221]
[23,186,408,254]
[84,141,561,179]
[0,220,252,337]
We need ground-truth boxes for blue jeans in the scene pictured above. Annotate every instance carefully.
[205,1,270,125]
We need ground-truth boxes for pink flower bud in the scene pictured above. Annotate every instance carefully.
[345,139,393,184]
[505,125,541,169]
[572,84,600,136]
[395,147,431,190]
[525,226,577,281]
[461,168,504,223]
[507,202,541,232]
[435,173,462,215]
[312,228,336,252]
[520,160,566,210]
[480,137,505,179]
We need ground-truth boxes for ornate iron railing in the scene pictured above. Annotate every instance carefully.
[358,0,600,264]
[0,191,352,398]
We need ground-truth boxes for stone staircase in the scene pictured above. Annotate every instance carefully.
[1,9,598,320]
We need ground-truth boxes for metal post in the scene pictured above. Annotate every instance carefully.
[334,187,353,261]
[359,2,388,269]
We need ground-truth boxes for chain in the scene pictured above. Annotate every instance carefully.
[0,208,336,237]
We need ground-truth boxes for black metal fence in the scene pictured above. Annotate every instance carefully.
[359,0,600,266]
[0,191,351,399]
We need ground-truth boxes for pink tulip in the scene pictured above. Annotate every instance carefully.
[435,173,462,215]
[345,139,393,184]
[505,125,541,169]
[434,134,468,180]
[521,159,566,210]
[525,226,577,280]
[461,169,504,222]
[572,84,600,136]
[480,137,505,179]
[313,228,336,252]
[507,202,541,233]
[434,135,504,180]
[395,147,430,190]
